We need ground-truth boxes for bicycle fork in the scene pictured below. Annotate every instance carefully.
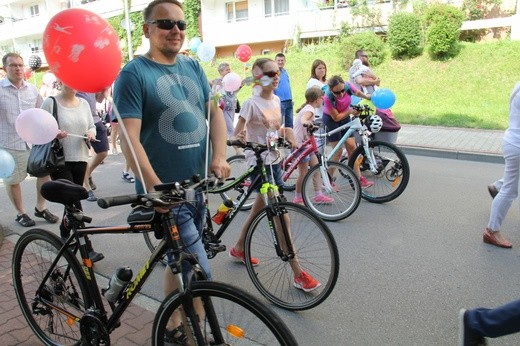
[267,201,296,261]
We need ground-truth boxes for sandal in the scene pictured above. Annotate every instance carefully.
[16,213,35,227]
[34,208,59,223]
[164,324,188,345]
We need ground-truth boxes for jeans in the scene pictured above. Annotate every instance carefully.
[166,191,211,280]
[280,100,294,128]
[466,298,520,338]
[488,141,520,231]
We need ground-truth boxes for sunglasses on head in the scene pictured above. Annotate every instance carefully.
[147,19,187,31]
[263,70,280,78]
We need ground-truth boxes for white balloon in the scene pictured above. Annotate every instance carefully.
[197,42,216,63]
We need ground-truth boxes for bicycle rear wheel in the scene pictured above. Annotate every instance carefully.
[244,202,339,310]
[152,281,297,345]
[223,154,255,211]
[12,229,92,345]
[348,140,410,203]
[301,161,361,221]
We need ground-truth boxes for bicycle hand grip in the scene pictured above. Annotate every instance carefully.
[227,139,243,147]
[97,195,140,209]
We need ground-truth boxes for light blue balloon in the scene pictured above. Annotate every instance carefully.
[0,149,15,179]
[189,37,202,53]
[197,42,216,63]
[351,95,362,105]
[371,88,396,110]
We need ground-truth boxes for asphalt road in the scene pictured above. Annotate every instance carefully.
[2,152,520,345]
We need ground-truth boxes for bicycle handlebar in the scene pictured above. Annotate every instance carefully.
[97,175,219,210]
[226,138,292,151]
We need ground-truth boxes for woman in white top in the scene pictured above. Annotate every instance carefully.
[306,59,327,119]
[41,82,102,262]
[483,82,520,248]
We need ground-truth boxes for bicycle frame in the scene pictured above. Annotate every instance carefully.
[315,115,380,174]
[43,210,197,335]
[206,143,296,259]
[281,128,337,194]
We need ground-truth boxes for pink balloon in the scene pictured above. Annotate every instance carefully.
[43,8,122,92]
[222,72,242,92]
[15,108,59,145]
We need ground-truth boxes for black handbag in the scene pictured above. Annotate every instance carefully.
[27,97,65,177]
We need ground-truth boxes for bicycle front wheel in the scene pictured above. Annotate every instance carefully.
[152,281,297,345]
[244,202,339,310]
[12,229,92,345]
[302,161,361,221]
[348,140,410,203]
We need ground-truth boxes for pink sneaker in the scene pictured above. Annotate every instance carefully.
[359,176,374,188]
[229,247,259,266]
[294,271,321,292]
[292,196,304,204]
[312,194,334,203]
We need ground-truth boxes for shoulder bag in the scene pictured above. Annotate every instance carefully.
[27,97,66,177]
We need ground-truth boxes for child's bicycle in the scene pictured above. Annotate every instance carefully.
[12,178,297,345]
[145,139,340,311]
[280,122,362,221]
[323,104,410,203]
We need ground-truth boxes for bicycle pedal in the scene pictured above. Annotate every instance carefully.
[210,243,226,253]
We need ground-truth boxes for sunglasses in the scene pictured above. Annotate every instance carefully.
[147,19,187,31]
[332,89,345,96]
[263,70,280,78]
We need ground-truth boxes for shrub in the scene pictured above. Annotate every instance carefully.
[337,31,386,69]
[388,12,423,59]
[424,4,465,60]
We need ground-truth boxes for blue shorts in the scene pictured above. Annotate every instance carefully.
[166,191,211,280]
[250,163,284,192]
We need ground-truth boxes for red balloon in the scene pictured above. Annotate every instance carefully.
[43,9,122,93]
[236,45,252,63]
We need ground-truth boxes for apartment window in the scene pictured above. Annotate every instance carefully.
[226,1,248,22]
[30,5,39,17]
[30,39,42,53]
[264,0,289,17]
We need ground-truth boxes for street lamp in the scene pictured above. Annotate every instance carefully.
[123,0,133,60]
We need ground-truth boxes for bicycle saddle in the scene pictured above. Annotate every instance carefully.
[41,179,89,205]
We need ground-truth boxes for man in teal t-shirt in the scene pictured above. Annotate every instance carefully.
[113,3,229,339]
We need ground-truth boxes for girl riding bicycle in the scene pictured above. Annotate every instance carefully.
[292,86,333,205]
[229,57,321,292]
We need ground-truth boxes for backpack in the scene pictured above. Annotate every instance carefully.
[322,83,353,109]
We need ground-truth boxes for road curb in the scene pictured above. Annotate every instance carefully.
[399,145,504,164]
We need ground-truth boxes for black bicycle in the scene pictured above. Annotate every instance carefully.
[145,139,340,311]
[12,177,297,345]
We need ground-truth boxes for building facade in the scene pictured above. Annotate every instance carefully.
[0,0,518,66]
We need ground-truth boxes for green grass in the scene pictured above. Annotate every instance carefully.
[203,39,520,130]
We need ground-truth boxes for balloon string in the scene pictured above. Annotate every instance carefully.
[109,100,147,195]
[66,133,100,142]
